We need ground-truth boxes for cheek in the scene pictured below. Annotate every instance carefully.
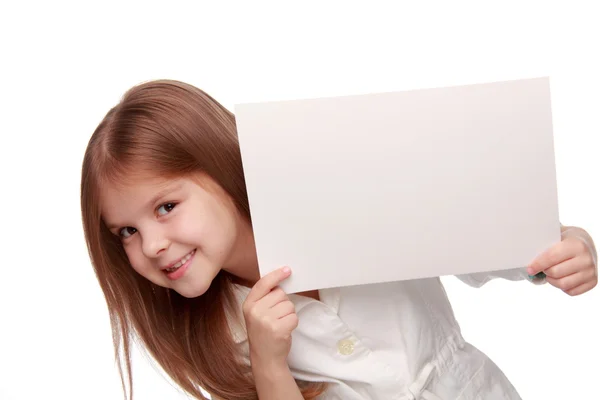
[186,206,237,254]
[172,214,205,241]
[123,246,149,275]
[210,207,239,255]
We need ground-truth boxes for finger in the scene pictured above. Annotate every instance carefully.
[269,300,296,319]
[279,313,300,333]
[246,267,291,303]
[259,287,289,309]
[564,279,598,296]
[544,257,583,279]
[546,269,594,292]
[527,241,575,275]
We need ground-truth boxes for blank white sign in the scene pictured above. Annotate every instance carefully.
[234,77,561,293]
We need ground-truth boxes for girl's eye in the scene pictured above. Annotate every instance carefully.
[119,227,137,238]
[157,202,177,216]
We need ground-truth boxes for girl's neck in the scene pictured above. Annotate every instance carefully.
[296,290,320,300]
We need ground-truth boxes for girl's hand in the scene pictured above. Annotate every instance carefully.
[527,228,598,296]
[242,267,298,371]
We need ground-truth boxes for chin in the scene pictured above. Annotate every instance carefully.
[175,282,212,299]
[174,288,204,299]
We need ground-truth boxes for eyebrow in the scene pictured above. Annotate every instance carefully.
[106,181,185,230]
[145,181,185,211]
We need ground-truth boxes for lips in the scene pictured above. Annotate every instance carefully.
[162,249,196,273]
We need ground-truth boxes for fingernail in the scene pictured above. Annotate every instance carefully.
[282,266,291,274]
[526,267,534,275]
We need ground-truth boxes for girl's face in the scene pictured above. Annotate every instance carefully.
[100,172,255,298]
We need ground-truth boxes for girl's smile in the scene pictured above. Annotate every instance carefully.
[162,248,196,280]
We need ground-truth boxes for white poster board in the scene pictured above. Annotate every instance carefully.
[234,77,561,293]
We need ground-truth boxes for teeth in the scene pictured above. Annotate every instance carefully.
[164,250,195,273]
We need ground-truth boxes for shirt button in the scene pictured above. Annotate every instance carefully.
[337,339,355,355]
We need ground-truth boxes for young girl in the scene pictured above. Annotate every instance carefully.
[80,80,597,400]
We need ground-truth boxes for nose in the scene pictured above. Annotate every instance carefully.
[141,225,170,258]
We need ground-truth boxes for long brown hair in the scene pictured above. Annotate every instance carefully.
[80,80,326,400]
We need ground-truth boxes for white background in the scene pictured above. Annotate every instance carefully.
[1,1,598,399]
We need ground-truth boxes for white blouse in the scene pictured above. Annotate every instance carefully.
[228,226,597,399]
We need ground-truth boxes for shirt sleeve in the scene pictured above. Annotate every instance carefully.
[454,223,598,288]
[454,266,546,288]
